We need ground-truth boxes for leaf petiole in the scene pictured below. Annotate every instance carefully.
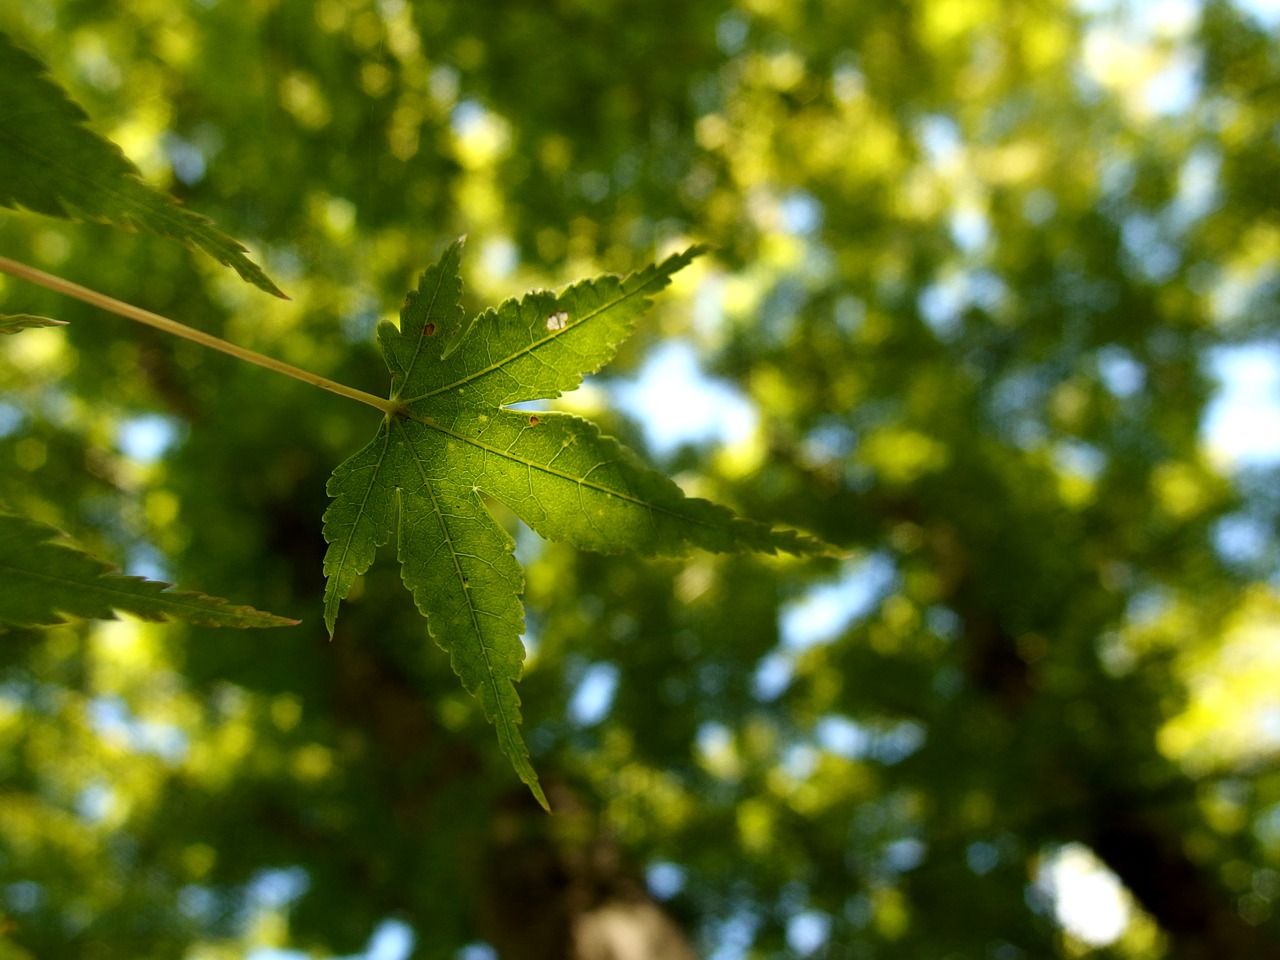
[0,254,397,415]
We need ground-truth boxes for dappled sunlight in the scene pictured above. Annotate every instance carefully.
[858,428,950,487]
[4,0,1280,955]
[1159,588,1280,772]
[0,624,283,953]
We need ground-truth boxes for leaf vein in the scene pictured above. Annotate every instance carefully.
[399,271,666,404]
[408,412,725,534]
[395,249,455,398]
[393,419,519,741]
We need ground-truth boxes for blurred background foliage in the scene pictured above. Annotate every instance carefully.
[1,0,1280,957]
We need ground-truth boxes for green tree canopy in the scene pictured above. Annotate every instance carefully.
[1,1,1279,959]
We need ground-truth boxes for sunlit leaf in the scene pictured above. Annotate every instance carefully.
[322,239,832,807]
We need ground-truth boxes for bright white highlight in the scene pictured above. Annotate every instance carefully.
[1204,345,1280,468]
[1038,844,1131,946]
[612,340,757,457]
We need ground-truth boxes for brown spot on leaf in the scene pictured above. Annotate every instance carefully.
[529,416,540,426]
[423,323,436,336]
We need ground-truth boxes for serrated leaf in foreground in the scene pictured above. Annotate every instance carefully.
[322,239,835,808]
[0,512,298,629]
[0,32,285,298]
[0,313,66,334]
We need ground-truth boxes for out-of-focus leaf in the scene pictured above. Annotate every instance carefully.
[0,32,285,298]
[0,512,298,629]
[0,313,65,333]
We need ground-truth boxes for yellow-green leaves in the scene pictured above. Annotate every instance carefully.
[0,512,298,629]
[322,240,830,807]
[0,32,284,298]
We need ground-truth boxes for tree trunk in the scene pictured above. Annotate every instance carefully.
[480,781,698,960]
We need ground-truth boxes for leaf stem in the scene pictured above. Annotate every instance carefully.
[0,255,397,415]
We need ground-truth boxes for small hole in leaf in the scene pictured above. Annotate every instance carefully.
[423,323,436,336]
[529,416,540,426]
[546,311,569,331]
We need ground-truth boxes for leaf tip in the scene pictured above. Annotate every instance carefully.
[664,242,713,269]
[0,314,69,334]
[528,778,551,813]
[773,528,846,559]
[261,615,303,629]
[249,269,289,299]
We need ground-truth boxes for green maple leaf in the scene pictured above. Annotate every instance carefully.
[0,313,66,334]
[0,512,298,629]
[322,240,832,808]
[0,32,284,298]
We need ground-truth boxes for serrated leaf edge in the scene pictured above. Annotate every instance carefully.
[399,247,704,406]
[322,424,394,634]
[393,419,548,810]
[0,512,299,629]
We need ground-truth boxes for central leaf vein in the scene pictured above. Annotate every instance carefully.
[393,418,517,736]
[399,269,669,405]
